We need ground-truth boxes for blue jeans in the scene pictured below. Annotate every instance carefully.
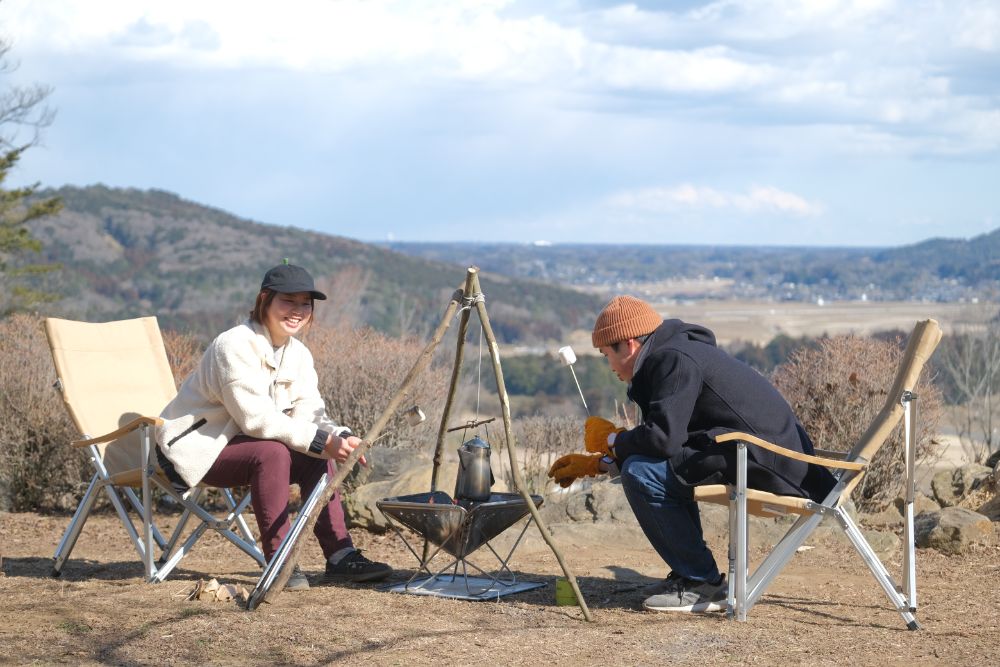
[620,455,721,583]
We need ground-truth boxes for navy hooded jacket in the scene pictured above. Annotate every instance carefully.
[612,319,835,502]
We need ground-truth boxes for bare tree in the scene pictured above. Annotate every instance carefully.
[313,265,370,329]
[0,39,55,150]
[0,36,61,313]
[937,323,1000,463]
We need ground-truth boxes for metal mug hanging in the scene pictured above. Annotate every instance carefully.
[455,435,494,502]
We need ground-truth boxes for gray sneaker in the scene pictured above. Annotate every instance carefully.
[643,573,727,613]
[284,564,310,591]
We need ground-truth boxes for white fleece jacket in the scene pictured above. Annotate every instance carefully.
[156,319,347,487]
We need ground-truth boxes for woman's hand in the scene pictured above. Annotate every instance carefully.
[323,433,368,466]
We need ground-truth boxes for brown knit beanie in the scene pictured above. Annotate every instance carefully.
[592,295,663,348]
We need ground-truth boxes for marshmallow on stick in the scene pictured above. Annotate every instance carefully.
[557,346,590,415]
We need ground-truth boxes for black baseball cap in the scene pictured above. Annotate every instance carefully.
[260,263,327,300]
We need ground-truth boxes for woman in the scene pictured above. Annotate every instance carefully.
[156,262,392,590]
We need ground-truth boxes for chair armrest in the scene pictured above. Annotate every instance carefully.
[713,431,866,471]
[813,448,848,460]
[72,416,164,448]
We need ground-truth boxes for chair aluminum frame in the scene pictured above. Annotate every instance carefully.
[725,392,919,628]
[47,316,267,583]
[705,318,940,630]
[51,414,267,583]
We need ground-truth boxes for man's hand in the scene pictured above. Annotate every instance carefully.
[547,453,604,488]
[584,416,625,456]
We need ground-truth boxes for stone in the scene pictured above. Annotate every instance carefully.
[974,493,1000,522]
[863,528,901,556]
[342,480,394,532]
[363,446,427,485]
[986,449,1000,470]
[859,505,903,529]
[588,480,636,523]
[931,469,960,507]
[563,489,595,523]
[955,463,993,494]
[931,464,992,507]
[914,507,994,555]
[341,459,463,531]
[893,491,940,516]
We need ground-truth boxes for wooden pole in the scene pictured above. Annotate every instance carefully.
[257,288,464,604]
[422,269,477,564]
[430,268,477,492]
[471,273,593,621]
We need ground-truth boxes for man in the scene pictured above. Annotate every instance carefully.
[548,295,834,613]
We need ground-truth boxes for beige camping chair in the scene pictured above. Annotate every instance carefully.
[46,316,265,582]
[692,318,941,629]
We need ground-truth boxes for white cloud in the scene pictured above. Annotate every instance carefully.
[2,0,997,247]
[954,1,1000,51]
[606,184,823,216]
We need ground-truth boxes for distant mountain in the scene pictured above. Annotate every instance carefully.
[386,232,1000,304]
[875,228,1000,285]
[22,185,602,341]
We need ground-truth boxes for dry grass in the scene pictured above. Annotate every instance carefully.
[773,335,943,512]
[0,511,997,665]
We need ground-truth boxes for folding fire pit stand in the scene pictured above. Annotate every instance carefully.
[247,268,591,621]
[377,491,544,600]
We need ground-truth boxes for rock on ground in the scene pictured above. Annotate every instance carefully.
[915,506,994,555]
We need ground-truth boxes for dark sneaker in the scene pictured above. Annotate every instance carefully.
[643,574,727,613]
[323,550,392,584]
[285,564,310,591]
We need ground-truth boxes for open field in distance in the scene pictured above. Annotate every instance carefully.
[562,299,997,350]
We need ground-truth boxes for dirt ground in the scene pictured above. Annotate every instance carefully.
[1,507,998,667]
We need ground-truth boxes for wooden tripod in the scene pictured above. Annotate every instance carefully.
[250,267,591,621]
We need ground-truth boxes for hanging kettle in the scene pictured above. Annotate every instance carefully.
[455,435,494,502]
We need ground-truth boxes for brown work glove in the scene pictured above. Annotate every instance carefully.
[547,453,603,488]
[584,416,625,456]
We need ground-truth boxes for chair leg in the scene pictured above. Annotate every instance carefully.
[901,392,918,612]
[121,487,167,550]
[734,442,749,621]
[223,488,261,550]
[141,423,155,582]
[159,487,200,565]
[52,473,102,576]
[153,523,210,583]
[103,478,150,567]
[836,509,921,630]
[149,481,266,582]
[727,493,737,618]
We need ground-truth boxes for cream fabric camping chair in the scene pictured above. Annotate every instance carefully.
[692,318,941,630]
[46,316,265,582]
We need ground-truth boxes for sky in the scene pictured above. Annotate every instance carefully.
[1,0,999,247]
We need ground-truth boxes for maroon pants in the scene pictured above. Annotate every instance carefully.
[201,435,353,562]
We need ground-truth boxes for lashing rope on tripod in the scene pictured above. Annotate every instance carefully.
[458,292,485,313]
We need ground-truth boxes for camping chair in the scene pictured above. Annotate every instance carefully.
[692,318,941,630]
[46,316,266,582]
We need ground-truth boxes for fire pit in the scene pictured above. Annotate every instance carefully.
[377,490,544,600]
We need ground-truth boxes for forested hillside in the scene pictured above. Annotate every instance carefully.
[387,232,1000,303]
[22,186,602,341]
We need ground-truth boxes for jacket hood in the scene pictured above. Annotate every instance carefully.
[656,318,717,347]
[630,318,717,382]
